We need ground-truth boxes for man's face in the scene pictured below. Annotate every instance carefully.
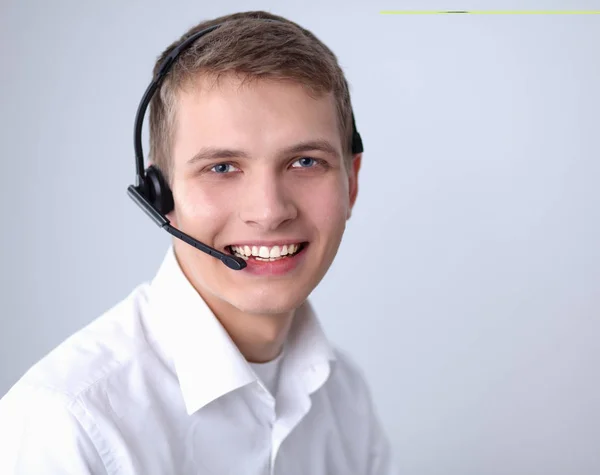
[167,75,361,317]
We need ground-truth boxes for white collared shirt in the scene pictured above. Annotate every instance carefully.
[0,247,396,474]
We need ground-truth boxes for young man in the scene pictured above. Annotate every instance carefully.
[0,10,396,474]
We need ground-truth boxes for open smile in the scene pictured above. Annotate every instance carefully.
[225,242,308,261]
[223,241,309,276]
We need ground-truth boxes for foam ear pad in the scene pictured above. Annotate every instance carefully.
[145,165,174,215]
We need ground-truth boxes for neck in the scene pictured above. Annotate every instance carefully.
[221,310,293,363]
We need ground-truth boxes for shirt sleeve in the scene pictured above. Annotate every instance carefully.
[0,384,108,474]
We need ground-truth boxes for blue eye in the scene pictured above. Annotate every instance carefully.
[292,157,317,168]
[211,163,238,173]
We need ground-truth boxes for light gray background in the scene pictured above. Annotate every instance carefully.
[1,0,598,473]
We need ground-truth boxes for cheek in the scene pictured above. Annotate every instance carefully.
[173,180,232,228]
[300,178,349,228]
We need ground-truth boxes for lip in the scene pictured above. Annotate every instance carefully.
[236,243,309,276]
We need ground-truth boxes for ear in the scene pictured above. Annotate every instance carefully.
[166,207,177,226]
[347,153,362,220]
[165,185,177,225]
[149,160,177,225]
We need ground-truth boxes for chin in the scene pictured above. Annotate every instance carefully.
[226,287,309,316]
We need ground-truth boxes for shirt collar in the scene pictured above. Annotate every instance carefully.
[146,246,336,415]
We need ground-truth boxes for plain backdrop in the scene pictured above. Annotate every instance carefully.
[1,0,599,474]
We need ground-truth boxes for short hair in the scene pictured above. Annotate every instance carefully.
[148,10,357,183]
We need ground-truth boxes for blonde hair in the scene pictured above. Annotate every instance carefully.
[148,11,356,183]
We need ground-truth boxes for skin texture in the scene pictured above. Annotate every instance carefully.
[165,74,361,362]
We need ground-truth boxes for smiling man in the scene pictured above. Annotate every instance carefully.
[0,10,396,475]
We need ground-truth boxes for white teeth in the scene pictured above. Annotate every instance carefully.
[230,243,303,260]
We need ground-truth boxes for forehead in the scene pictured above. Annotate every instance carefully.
[171,74,342,161]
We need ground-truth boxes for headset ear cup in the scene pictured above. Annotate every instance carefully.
[145,165,174,215]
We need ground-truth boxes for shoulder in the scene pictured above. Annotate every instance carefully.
[325,347,397,472]
[4,282,153,402]
[0,381,109,473]
[0,283,155,473]
[323,345,378,411]
[330,346,372,393]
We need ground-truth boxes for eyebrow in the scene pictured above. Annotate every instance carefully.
[186,139,341,165]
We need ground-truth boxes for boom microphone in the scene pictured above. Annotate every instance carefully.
[127,184,245,271]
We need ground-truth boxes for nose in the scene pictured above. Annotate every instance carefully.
[238,169,297,231]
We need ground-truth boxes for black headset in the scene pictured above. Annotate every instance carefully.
[127,21,363,271]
